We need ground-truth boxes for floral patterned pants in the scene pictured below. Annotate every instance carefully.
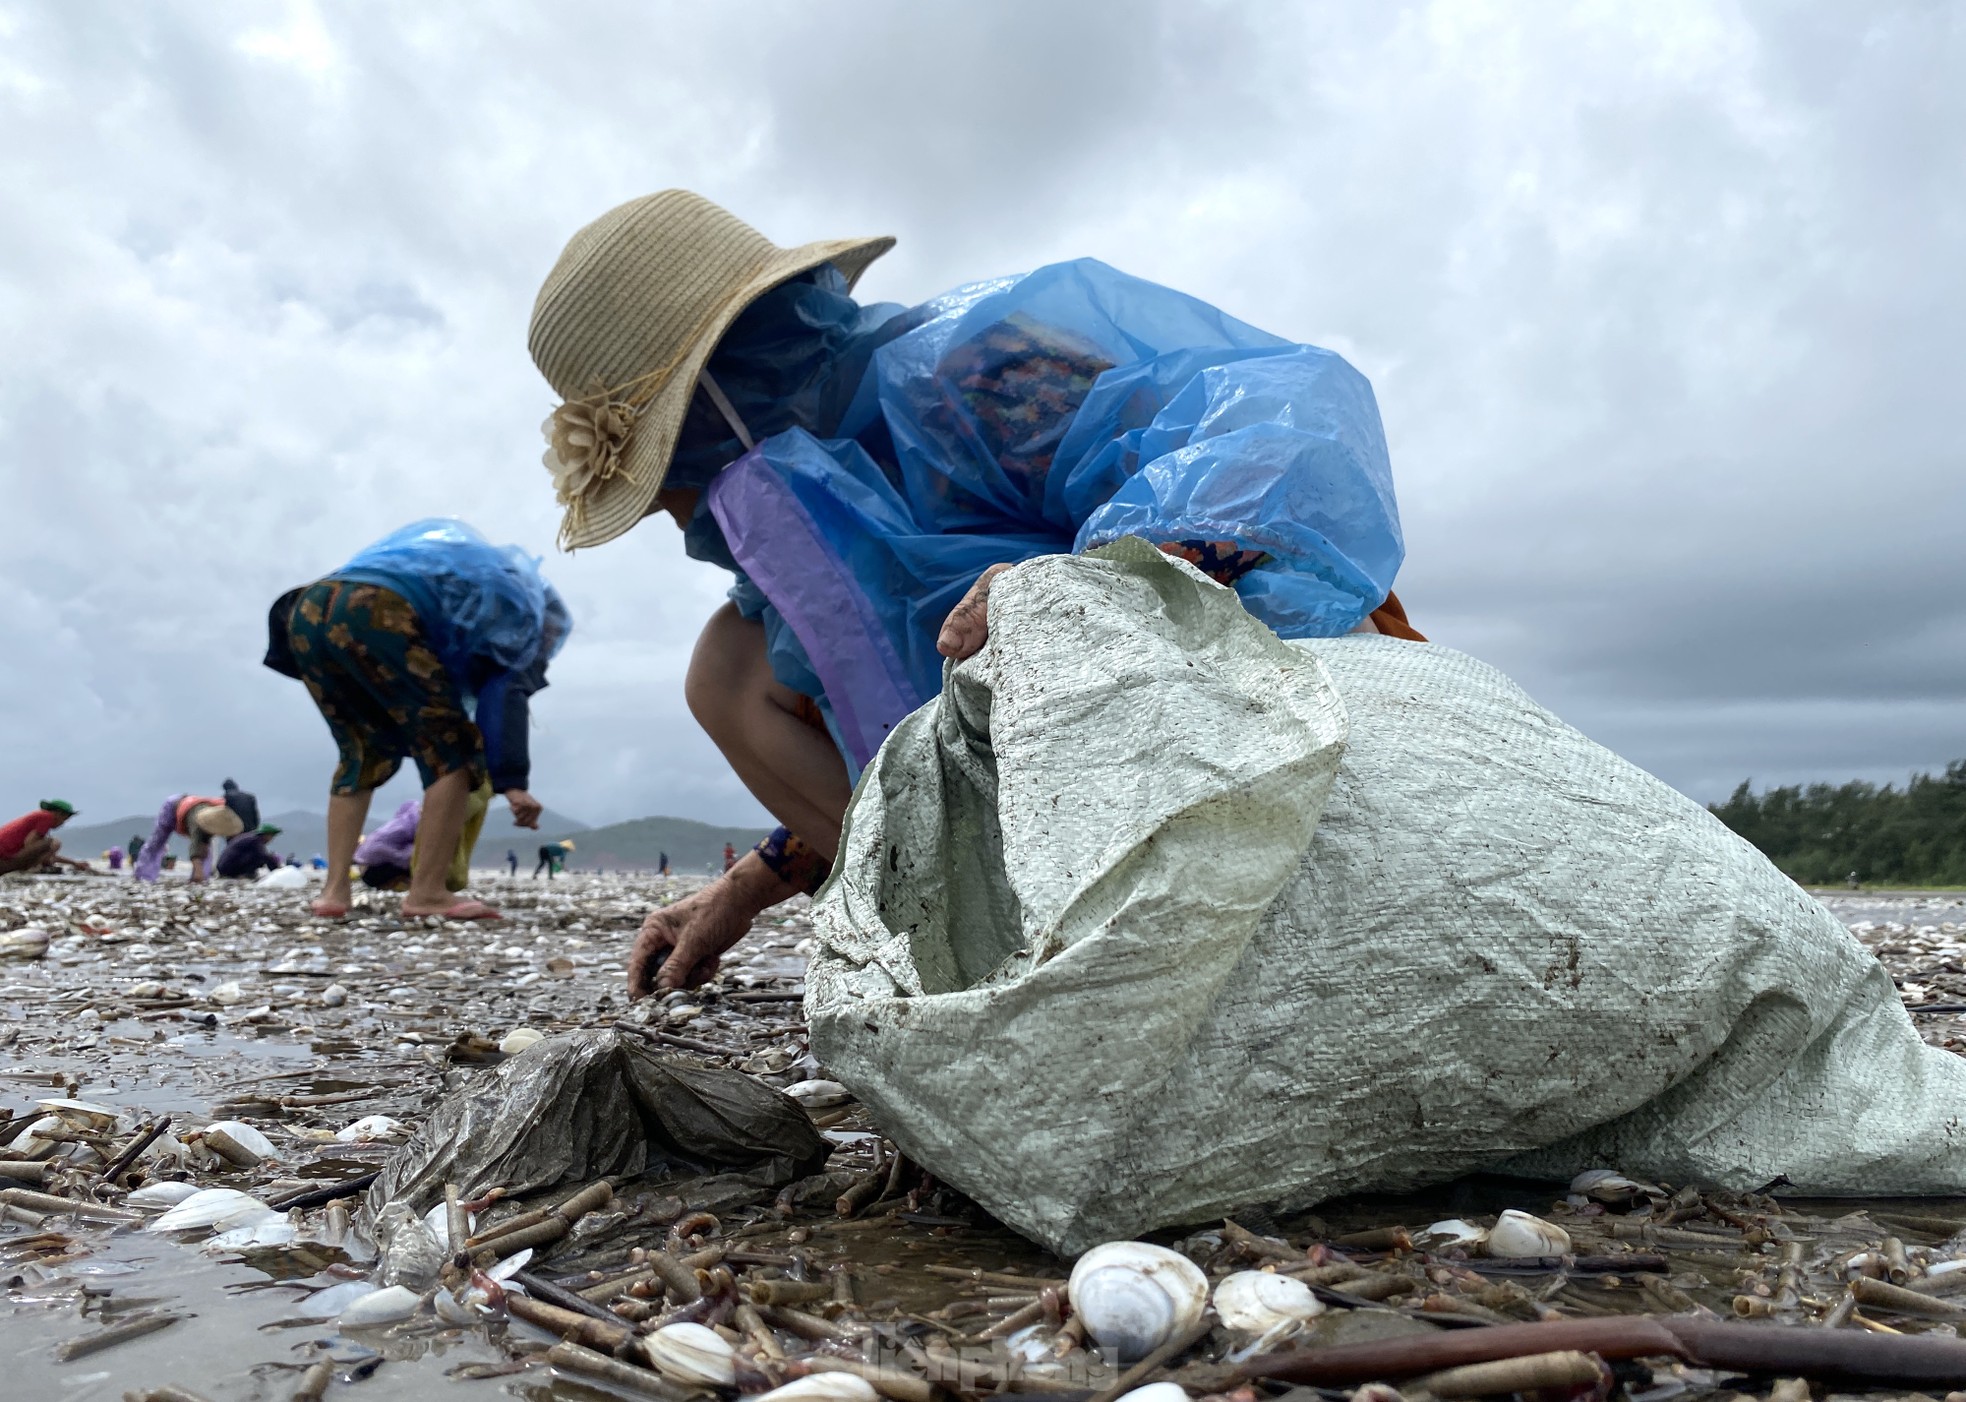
[287,579,485,795]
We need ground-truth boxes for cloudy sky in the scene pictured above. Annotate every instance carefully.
[2,1,1960,831]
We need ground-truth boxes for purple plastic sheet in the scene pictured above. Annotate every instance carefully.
[708,456,919,770]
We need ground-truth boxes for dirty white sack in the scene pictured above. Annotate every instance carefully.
[807,541,1966,1255]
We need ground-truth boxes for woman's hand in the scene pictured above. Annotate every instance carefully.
[936,563,1014,661]
[504,789,543,829]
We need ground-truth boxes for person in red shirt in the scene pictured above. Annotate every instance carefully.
[0,800,78,875]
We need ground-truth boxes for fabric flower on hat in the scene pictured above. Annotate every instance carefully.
[542,392,638,506]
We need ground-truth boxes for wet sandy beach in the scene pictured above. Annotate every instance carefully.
[2,874,1963,1401]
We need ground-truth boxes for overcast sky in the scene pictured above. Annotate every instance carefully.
[2,1,1960,830]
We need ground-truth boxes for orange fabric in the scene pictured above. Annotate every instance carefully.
[790,693,826,730]
[1369,590,1426,642]
[174,795,225,836]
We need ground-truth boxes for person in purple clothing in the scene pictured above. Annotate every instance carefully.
[216,824,285,880]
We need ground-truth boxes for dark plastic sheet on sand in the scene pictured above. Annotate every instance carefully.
[369,1028,830,1214]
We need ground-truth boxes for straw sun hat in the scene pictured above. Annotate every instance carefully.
[529,190,895,550]
[193,804,245,840]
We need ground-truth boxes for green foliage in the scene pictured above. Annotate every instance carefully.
[1710,760,1966,886]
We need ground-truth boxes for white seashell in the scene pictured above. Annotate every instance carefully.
[335,1114,406,1143]
[9,1114,63,1155]
[1486,1209,1572,1258]
[299,1280,376,1318]
[486,1248,531,1281]
[1924,1259,1966,1279]
[208,981,245,1005]
[320,983,348,1007]
[434,1287,481,1325]
[1419,1218,1489,1249]
[202,1121,277,1167]
[145,1130,194,1170]
[1114,1386,1191,1402]
[783,1079,852,1108]
[1567,1169,1663,1206]
[128,981,167,999]
[148,1188,271,1233]
[0,927,50,959]
[498,1027,543,1055]
[1067,1241,1209,1363]
[642,1321,737,1386]
[338,1284,422,1326]
[37,1098,121,1132]
[1211,1271,1323,1335]
[421,1200,476,1250]
[755,1376,882,1402]
[125,1181,202,1209]
[205,1219,297,1250]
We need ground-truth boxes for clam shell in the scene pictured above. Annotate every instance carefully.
[1418,1218,1489,1249]
[0,927,50,959]
[320,983,348,1007]
[203,1120,276,1167]
[334,1114,406,1143]
[205,1219,298,1250]
[642,1320,736,1386]
[208,981,246,1005]
[1067,1241,1209,1363]
[1114,1386,1192,1402]
[339,1283,422,1327]
[498,1027,543,1055]
[1486,1209,1572,1258]
[1568,1169,1663,1206]
[147,1188,272,1233]
[125,1180,203,1209]
[37,1098,121,1133]
[783,1079,852,1108]
[1211,1271,1323,1335]
[755,1374,881,1402]
[298,1280,376,1318]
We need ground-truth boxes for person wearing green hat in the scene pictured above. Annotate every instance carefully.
[0,800,82,875]
[216,823,287,881]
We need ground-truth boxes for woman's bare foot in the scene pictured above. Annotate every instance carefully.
[630,854,798,998]
[402,896,502,921]
[309,897,349,920]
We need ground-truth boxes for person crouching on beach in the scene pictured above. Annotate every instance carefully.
[525,191,1421,996]
[0,800,79,875]
[263,518,571,922]
[136,795,243,882]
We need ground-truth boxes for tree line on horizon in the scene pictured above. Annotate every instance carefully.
[1709,759,1966,887]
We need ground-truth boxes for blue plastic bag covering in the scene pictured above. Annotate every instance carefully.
[336,518,571,689]
[695,259,1404,771]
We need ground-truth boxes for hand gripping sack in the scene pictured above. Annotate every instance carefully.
[806,542,1966,1255]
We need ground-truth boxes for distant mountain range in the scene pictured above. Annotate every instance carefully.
[53,807,766,874]
[531,815,772,873]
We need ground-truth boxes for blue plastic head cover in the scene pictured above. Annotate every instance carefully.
[339,518,569,677]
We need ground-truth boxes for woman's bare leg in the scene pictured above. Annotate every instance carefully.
[629,605,853,996]
[403,768,481,916]
[685,603,852,858]
[317,789,372,914]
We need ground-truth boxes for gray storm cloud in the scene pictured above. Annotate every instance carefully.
[0,0,1959,827]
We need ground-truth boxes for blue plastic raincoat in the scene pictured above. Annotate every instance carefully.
[335,519,572,789]
[684,259,1404,772]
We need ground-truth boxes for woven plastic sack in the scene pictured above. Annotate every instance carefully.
[807,541,1966,1255]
